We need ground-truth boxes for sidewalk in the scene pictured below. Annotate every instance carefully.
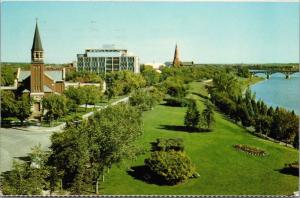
[11,96,129,132]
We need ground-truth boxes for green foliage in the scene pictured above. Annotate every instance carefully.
[202,101,215,130]
[1,66,16,86]
[141,65,161,86]
[64,87,83,105]
[145,150,196,185]
[163,77,187,98]
[105,71,146,98]
[152,138,184,152]
[49,103,143,194]
[1,91,17,119]
[211,72,241,98]
[254,115,272,135]
[236,66,250,78]
[129,87,164,111]
[210,75,299,146]
[42,94,67,123]
[1,161,48,195]
[66,71,103,83]
[1,145,50,195]
[80,86,103,108]
[293,132,299,149]
[160,65,220,83]
[269,107,299,144]
[1,91,31,124]
[15,95,32,125]
[184,101,200,130]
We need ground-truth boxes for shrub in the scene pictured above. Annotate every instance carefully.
[145,151,196,185]
[152,138,184,152]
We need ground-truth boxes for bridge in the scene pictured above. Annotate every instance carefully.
[249,66,299,79]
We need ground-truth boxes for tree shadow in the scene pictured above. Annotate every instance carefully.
[126,165,168,186]
[276,167,299,177]
[158,125,211,133]
[190,92,209,99]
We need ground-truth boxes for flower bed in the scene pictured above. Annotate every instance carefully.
[234,144,266,156]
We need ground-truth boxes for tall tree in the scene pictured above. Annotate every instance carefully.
[49,104,143,194]
[184,101,200,130]
[15,95,32,125]
[80,86,103,110]
[1,91,17,120]
[141,65,160,86]
[42,94,67,125]
[202,101,215,130]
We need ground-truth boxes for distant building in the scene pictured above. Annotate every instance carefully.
[173,44,181,67]
[166,44,195,67]
[76,49,140,74]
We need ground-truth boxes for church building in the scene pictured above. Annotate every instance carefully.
[17,21,66,115]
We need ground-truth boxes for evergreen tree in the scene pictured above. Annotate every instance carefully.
[202,101,215,130]
[184,101,200,130]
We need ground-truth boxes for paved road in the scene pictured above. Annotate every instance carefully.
[0,96,129,173]
[0,128,55,173]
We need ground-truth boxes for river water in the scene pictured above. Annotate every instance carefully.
[250,72,300,115]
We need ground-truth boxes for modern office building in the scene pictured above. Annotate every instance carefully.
[76,49,140,74]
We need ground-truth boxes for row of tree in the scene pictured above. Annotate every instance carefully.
[209,72,299,148]
[1,103,144,195]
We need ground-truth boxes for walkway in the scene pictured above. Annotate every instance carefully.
[0,96,129,173]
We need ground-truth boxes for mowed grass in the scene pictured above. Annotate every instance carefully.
[101,82,298,195]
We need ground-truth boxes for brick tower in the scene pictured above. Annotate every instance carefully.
[30,20,44,94]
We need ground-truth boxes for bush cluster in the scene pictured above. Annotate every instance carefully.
[151,138,184,152]
[145,138,196,185]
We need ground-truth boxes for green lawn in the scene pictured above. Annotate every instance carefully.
[100,81,298,195]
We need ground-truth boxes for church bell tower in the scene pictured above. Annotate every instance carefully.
[30,20,44,93]
[173,44,181,67]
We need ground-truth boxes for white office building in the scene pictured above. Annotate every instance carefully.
[77,49,140,74]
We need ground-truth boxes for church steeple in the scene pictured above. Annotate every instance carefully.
[173,44,180,67]
[31,20,44,63]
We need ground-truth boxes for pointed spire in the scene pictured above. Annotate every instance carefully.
[31,19,43,52]
[173,43,180,67]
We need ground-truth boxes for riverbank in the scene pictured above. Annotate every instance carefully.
[239,76,265,91]
[250,73,300,115]
[101,81,298,195]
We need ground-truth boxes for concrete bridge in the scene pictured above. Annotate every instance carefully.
[249,67,299,79]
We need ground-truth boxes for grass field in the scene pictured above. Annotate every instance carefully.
[100,81,298,195]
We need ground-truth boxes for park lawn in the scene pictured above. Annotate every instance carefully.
[100,81,298,195]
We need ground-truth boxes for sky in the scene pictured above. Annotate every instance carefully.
[1,1,299,64]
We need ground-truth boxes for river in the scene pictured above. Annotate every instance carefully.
[250,72,299,115]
